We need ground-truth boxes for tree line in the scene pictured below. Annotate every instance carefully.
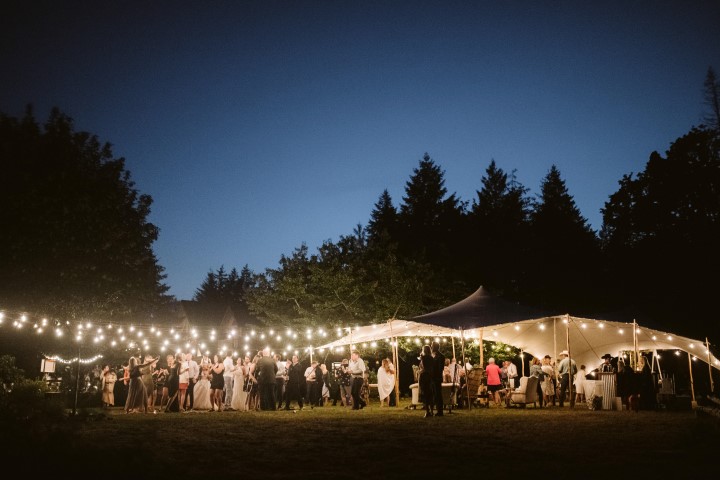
[2,68,719,348]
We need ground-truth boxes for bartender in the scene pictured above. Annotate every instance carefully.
[600,353,615,373]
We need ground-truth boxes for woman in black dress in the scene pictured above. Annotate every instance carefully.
[419,345,434,418]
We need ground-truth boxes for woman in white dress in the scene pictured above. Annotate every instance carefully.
[231,356,248,411]
[541,356,556,406]
[377,357,396,407]
[193,364,213,411]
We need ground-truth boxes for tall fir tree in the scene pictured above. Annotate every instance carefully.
[524,165,602,312]
[469,160,531,296]
[397,153,468,306]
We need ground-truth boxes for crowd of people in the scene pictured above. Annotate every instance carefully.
[94,346,658,414]
[501,351,658,410]
[98,348,399,413]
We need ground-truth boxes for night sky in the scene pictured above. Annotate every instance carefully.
[2,1,719,300]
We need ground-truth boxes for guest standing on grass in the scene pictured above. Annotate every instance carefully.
[506,359,518,389]
[177,352,190,412]
[636,356,656,410]
[140,354,159,413]
[210,354,225,412]
[529,357,545,407]
[125,356,158,413]
[222,352,235,410]
[431,341,445,416]
[185,352,199,411]
[284,354,305,410]
[377,357,396,407]
[159,354,177,411]
[485,357,503,407]
[575,364,588,405]
[541,355,556,406]
[275,353,287,409]
[101,365,117,408]
[557,350,577,408]
[338,358,352,407]
[256,347,278,410]
[193,363,213,411]
[231,356,246,411]
[419,345,433,417]
[348,350,367,410]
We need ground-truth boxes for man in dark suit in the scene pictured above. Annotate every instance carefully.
[430,341,445,416]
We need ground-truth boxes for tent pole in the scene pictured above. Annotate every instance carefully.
[520,349,525,377]
[479,328,484,369]
[653,349,662,378]
[553,318,558,386]
[706,337,715,394]
[566,314,573,407]
[633,319,638,370]
[452,336,456,360]
[460,328,470,409]
[687,351,696,406]
[394,337,400,407]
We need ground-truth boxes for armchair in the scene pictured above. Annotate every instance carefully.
[507,376,539,408]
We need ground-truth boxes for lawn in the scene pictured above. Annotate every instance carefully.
[8,400,719,478]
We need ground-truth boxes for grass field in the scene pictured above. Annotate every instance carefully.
[6,400,719,478]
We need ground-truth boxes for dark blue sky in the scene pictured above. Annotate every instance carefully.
[2,1,719,301]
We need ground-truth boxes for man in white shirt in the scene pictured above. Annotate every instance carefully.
[348,350,367,410]
[275,354,287,409]
[506,360,518,389]
[185,352,199,410]
[223,353,235,409]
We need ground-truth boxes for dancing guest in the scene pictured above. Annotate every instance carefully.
[232,355,251,411]
[210,354,225,412]
[140,354,159,413]
[222,352,235,410]
[193,362,213,411]
[161,354,179,412]
[377,357,396,407]
[177,352,190,412]
[125,355,158,413]
[275,353,287,410]
[100,365,117,408]
[185,352,199,411]
[284,355,305,411]
[256,347,278,410]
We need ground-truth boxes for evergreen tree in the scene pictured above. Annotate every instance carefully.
[469,160,531,295]
[703,66,720,132]
[0,107,170,321]
[366,189,398,246]
[525,165,602,311]
[397,153,468,304]
[601,127,720,340]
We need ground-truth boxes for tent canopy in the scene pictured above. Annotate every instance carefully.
[464,315,720,372]
[318,315,720,372]
[318,319,457,351]
[316,287,720,373]
[409,286,552,329]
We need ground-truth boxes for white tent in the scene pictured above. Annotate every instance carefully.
[317,315,720,374]
[463,314,720,373]
[318,319,458,352]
